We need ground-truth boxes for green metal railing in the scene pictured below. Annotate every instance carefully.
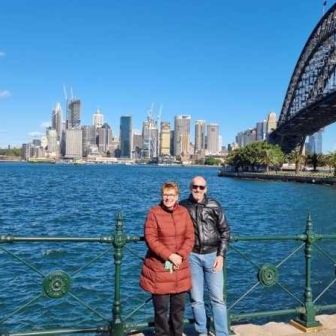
[1,212,336,335]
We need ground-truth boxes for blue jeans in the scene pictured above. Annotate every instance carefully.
[190,252,228,336]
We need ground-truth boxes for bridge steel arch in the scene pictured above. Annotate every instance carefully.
[270,4,336,152]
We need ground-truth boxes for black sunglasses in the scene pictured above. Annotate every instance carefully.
[192,185,206,190]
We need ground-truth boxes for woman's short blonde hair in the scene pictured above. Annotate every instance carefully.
[161,181,179,195]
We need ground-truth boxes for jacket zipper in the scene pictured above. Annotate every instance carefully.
[172,212,178,290]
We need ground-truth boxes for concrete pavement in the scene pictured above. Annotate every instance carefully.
[230,314,336,335]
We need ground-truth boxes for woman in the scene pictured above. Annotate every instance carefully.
[140,181,194,336]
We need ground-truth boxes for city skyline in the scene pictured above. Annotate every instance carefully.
[1,1,336,152]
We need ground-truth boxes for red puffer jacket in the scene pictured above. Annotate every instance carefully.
[140,203,195,294]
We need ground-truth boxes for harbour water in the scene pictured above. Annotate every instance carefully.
[1,162,336,333]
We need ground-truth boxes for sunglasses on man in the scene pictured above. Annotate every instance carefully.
[192,185,206,190]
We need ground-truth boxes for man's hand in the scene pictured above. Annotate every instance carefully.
[169,253,182,268]
[213,256,224,272]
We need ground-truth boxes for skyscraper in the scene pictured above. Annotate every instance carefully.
[133,130,143,159]
[120,116,132,158]
[195,120,206,154]
[82,126,94,157]
[256,120,267,141]
[93,108,104,128]
[142,115,159,159]
[266,112,277,137]
[67,99,81,129]
[206,123,220,155]
[307,129,323,154]
[65,128,82,159]
[46,128,58,154]
[52,103,63,141]
[170,130,175,156]
[98,123,113,153]
[174,115,191,157]
[160,122,171,156]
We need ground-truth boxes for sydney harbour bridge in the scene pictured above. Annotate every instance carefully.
[270,3,336,153]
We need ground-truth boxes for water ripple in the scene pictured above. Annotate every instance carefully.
[1,163,336,331]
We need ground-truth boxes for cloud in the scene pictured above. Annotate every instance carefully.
[28,131,43,138]
[0,90,11,99]
[40,121,51,129]
[0,51,5,58]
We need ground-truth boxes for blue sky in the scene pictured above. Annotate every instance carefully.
[1,0,335,152]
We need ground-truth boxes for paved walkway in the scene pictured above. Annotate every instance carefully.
[132,314,336,336]
[228,314,336,336]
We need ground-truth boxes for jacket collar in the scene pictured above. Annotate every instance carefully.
[188,193,208,205]
[160,201,179,213]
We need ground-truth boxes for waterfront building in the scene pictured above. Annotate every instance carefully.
[65,128,82,159]
[67,99,81,129]
[206,123,220,155]
[92,109,104,128]
[133,130,143,159]
[32,139,41,147]
[98,123,113,153]
[142,116,159,159]
[41,136,48,149]
[266,111,277,137]
[235,128,257,147]
[82,125,97,157]
[195,120,206,155]
[52,103,63,141]
[160,122,171,156]
[46,128,58,154]
[110,137,120,157]
[21,143,31,160]
[170,130,175,156]
[256,120,267,141]
[82,126,90,157]
[307,129,323,155]
[120,116,132,158]
[219,135,223,153]
[174,115,191,158]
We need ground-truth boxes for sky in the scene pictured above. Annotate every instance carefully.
[1,0,336,152]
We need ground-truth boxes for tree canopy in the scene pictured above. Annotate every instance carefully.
[226,142,284,172]
[0,148,21,157]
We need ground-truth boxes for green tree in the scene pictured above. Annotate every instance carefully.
[225,142,284,172]
[326,151,336,176]
[258,143,284,172]
[0,147,21,157]
[306,153,324,172]
[204,157,221,166]
[287,149,305,174]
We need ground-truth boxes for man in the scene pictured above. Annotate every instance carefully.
[180,176,230,336]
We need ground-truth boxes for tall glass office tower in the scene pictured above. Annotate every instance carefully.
[120,116,132,158]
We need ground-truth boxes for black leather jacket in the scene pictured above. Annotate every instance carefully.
[180,194,230,257]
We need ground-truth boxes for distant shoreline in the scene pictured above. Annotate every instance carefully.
[218,170,336,185]
[0,159,221,168]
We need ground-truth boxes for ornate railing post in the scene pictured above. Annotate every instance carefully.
[111,211,127,336]
[293,213,321,330]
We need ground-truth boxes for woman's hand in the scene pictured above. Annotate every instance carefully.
[169,253,182,268]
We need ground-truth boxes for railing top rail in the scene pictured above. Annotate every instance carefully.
[0,235,144,244]
[2,233,336,244]
[231,234,305,241]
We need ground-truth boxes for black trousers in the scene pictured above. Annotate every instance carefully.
[152,292,186,336]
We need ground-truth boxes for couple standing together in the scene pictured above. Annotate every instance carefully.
[140,176,230,336]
